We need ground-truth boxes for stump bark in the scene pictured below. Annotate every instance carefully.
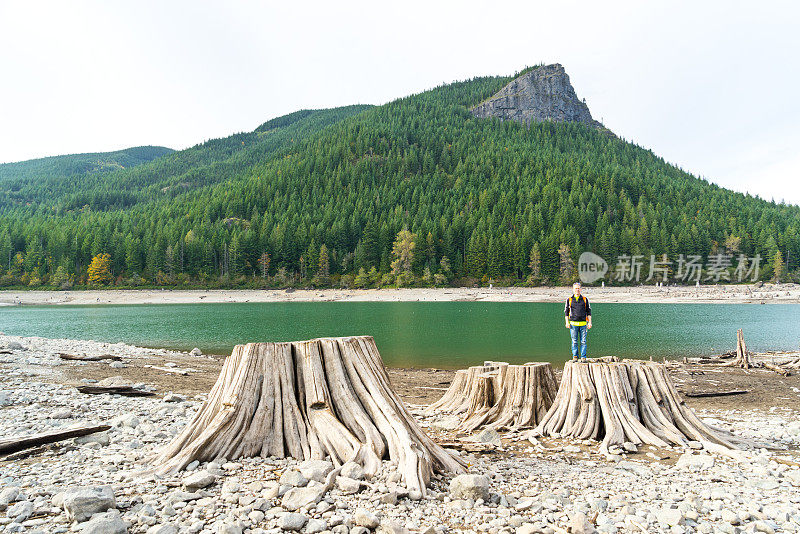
[155,336,465,495]
[427,361,557,432]
[725,329,752,369]
[533,359,747,453]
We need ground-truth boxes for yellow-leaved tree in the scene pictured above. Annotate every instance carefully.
[87,253,113,285]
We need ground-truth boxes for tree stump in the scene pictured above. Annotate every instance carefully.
[155,336,465,496]
[725,329,752,369]
[426,362,507,414]
[533,359,747,454]
[427,361,557,432]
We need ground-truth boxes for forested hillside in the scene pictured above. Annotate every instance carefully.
[1,71,798,289]
[0,146,173,184]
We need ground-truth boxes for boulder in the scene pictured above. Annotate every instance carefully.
[354,508,380,529]
[449,474,490,501]
[299,460,334,483]
[182,470,216,490]
[278,512,308,531]
[340,461,365,481]
[79,510,128,534]
[63,486,116,523]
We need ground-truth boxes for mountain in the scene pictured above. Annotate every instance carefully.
[0,105,372,212]
[0,146,173,184]
[0,66,797,288]
[472,64,601,128]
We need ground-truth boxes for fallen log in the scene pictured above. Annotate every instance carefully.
[682,389,748,398]
[0,424,110,455]
[76,385,155,397]
[155,336,464,497]
[58,353,121,362]
[532,359,748,454]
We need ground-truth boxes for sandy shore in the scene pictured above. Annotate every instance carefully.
[1,283,799,306]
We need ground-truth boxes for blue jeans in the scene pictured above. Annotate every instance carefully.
[570,324,588,359]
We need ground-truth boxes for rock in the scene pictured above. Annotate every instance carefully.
[51,408,72,419]
[469,428,502,446]
[281,486,326,511]
[516,524,540,534]
[79,510,128,534]
[215,525,242,534]
[377,521,409,534]
[0,487,19,506]
[162,393,185,403]
[449,474,490,501]
[656,507,683,527]
[7,341,25,350]
[569,512,598,534]
[472,64,600,127]
[279,470,308,487]
[686,441,703,449]
[336,476,362,494]
[7,501,33,522]
[183,470,216,490]
[299,459,334,483]
[340,461,365,480]
[147,524,178,534]
[354,508,380,529]
[721,509,740,525]
[754,521,776,534]
[278,512,308,531]
[74,431,111,446]
[622,441,638,453]
[379,491,398,505]
[189,348,203,356]
[62,486,116,523]
[676,453,714,470]
[109,361,126,369]
[111,413,139,429]
[0,392,11,406]
[305,518,327,534]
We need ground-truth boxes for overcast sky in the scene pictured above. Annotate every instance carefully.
[1,1,798,204]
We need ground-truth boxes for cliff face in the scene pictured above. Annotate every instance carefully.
[472,64,600,127]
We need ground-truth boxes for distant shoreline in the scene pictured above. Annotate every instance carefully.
[1,283,798,306]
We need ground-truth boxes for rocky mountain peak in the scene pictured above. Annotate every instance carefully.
[472,64,600,127]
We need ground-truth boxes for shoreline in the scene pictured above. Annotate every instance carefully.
[1,283,799,306]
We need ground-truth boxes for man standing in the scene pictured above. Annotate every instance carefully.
[565,282,592,361]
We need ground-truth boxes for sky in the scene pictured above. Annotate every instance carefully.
[1,1,798,204]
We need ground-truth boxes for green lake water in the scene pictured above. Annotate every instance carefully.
[1,302,798,368]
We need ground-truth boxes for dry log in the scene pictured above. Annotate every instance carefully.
[459,363,557,432]
[682,389,748,398]
[762,362,791,376]
[155,336,464,496]
[0,424,110,455]
[58,353,121,362]
[532,359,748,454]
[76,385,155,397]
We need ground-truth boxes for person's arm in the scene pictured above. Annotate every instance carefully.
[565,299,570,328]
[586,298,592,329]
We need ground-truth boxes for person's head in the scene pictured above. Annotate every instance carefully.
[573,282,582,296]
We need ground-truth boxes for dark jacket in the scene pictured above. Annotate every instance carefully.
[565,295,591,322]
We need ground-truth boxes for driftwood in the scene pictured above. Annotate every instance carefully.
[533,359,748,454]
[76,385,155,397]
[58,353,121,362]
[155,336,464,496]
[0,424,110,455]
[683,389,748,398]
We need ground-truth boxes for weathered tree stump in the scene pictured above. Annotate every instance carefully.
[155,336,464,496]
[725,329,752,369]
[427,361,557,432]
[533,359,747,453]
[460,363,558,432]
[426,362,507,414]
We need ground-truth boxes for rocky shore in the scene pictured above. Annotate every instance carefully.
[1,335,800,534]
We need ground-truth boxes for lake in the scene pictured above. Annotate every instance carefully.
[1,302,798,368]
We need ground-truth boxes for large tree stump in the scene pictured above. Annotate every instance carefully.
[426,362,507,414]
[427,361,557,432]
[155,336,465,496]
[533,359,748,454]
